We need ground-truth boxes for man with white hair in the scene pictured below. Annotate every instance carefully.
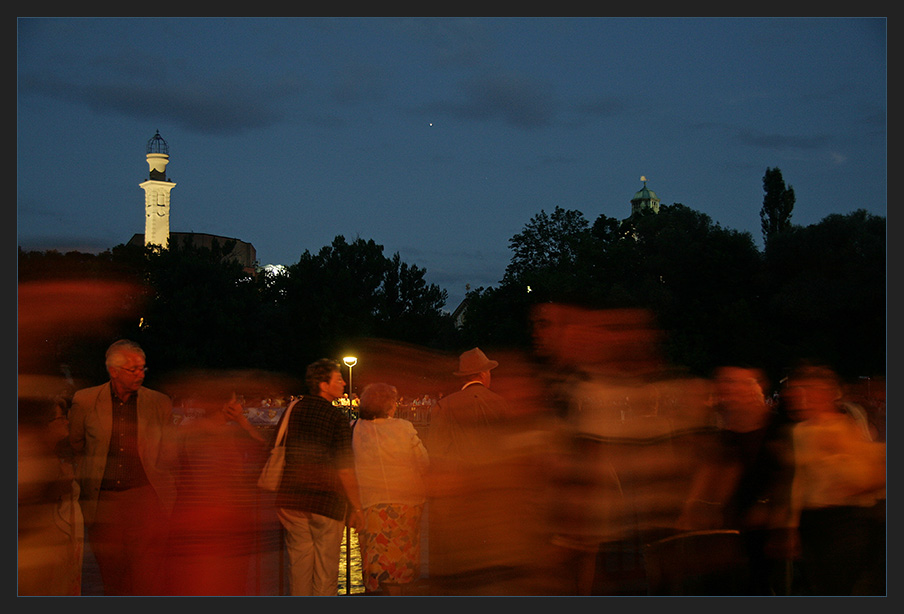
[68,339,176,595]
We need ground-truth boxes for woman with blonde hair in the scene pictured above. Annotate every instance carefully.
[353,383,429,595]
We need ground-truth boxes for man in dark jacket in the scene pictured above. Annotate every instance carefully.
[426,348,515,594]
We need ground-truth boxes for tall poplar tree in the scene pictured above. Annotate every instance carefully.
[760,167,795,246]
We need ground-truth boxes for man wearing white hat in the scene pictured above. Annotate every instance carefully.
[426,348,514,594]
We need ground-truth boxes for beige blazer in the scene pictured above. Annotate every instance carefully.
[68,382,177,526]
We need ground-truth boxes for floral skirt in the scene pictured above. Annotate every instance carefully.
[360,503,424,592]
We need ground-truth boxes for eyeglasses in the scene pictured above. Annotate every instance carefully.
[118,365,148,375]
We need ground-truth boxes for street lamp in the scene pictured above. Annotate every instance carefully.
[341,355,357,594]
[343,356,357,407]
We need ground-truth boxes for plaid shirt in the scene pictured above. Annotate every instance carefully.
[275,395,354,521]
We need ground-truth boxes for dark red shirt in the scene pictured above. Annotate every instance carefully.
[100,389,150,491]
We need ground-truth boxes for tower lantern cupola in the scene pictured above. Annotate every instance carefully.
[145,130,171,181]
[630,176,661,215]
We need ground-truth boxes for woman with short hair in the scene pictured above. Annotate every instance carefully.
[352,383,429,595]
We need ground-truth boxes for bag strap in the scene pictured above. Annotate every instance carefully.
[274,397,300,447]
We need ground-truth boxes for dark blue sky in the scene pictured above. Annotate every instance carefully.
[17,17,887,309]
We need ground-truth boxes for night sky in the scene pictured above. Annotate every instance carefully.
[17,17,887,309]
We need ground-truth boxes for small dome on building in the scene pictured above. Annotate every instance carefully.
[630,176,661,215]
[633,184,658,202]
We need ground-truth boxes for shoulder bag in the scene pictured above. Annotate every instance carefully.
[257,397,299,491]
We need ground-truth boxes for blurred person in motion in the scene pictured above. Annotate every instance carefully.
[275,359,364,596]
[166,388,268,595]
[18,394,84,595]
[778,365,886,595]
[678,366,793,594]
[426,347,526,594]
[68,339,177,595]
[532,304,719,595]
[344,338,557,594]
[352,382,430,595]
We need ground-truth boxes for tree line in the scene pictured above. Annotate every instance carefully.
[457,168,885,386]
[18,168,885,390]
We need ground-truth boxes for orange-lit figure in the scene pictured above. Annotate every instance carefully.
[532,304,720,595]
[678,366,792,594]
[19,278,146,596]
[334,339,557,595]
[424,347,561,595]
[165,388,269,595]
[679,366,779,530]
[779,365,885,595]
[425,348,514,594]
[18,396,84,595]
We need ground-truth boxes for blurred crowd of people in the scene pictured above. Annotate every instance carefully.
[19,281,885,597]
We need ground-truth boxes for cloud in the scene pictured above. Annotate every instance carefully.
[421,71,557,129]
[733,128,830,151]
[573,95,629,119]
[19,66,305,136]
[328,61,391,105]
[393,17,495,69]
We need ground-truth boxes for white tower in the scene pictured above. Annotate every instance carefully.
[139,130,176,249]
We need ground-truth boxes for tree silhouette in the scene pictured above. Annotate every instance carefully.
[760,167,795,246]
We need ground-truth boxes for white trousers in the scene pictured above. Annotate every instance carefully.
[277,508,344,596]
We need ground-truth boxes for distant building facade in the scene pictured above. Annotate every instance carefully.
[127,232,257,271]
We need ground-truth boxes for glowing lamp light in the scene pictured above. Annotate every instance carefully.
[342,356,357,403]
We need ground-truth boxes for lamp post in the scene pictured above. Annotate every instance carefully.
[343,356,357,412]
[341,355,357,594]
